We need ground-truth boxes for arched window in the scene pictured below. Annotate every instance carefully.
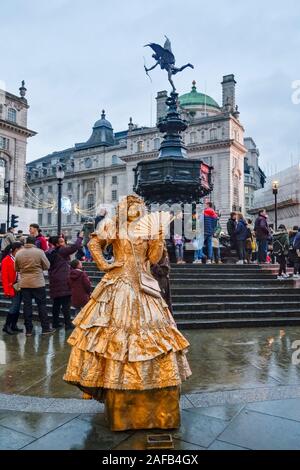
[87,193,95,211]
[137,141,144,153]
[190,132,196,144]
[154,138,160,150]
[7,108,16,123]
[0,136,9,150]
[209,128,217,140]
[112,155,120,165]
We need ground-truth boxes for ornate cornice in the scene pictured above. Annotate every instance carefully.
[0,119,36,138]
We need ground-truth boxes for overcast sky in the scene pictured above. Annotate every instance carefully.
[1,0,300,175]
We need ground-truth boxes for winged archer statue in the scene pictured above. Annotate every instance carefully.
[144,36,194,92]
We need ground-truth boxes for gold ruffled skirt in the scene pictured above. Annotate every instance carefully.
[63,275,191,430]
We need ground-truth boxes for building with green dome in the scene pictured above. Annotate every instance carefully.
[26,74,264,237]
[179,80,220,118]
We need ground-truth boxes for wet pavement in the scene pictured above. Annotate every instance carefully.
[1,320,300,449]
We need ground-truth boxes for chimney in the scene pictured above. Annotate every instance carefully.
[156,90,168,123]
[221,74,236,111]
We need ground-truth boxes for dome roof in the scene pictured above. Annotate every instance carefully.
[179,81,220,109]
[93,109,113,129]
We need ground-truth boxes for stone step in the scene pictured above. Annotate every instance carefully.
[174,309,300,319]
[172,294,300,302]
[172,302,300,312]
[176,317,300,329]
[170,287,300,295]
[168,279,294,286]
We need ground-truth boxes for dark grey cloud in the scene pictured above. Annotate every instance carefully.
[1,0,300,172]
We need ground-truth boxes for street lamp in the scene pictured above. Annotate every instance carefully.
[272,180,279,231]
[56,165,65,236]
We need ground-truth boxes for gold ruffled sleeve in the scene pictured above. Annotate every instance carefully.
[88,218,116,272]
[146,234,165,264]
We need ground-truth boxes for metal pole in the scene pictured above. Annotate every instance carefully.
[57,179,62,236]
[6,180,11,230]
[274,191,278,231]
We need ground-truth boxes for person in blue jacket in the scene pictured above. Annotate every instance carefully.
[235,213,248,264]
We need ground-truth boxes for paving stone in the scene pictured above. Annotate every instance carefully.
[186,403,244,421]
[0,424,35,450]
[208,439,248,450]
[0,411,78,438]
[22,417,130,450]
[246,398,300,422]
[218,409,300,450]
[172,409,227,448]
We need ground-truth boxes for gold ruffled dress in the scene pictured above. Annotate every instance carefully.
[63,218,191,430]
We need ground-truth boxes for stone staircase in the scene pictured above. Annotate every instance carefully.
[1,262,300,329]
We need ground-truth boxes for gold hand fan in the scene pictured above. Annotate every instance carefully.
[130,211,173,239]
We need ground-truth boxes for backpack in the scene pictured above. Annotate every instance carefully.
[273,235,288,256]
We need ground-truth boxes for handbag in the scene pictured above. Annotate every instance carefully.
[129,238,161,298]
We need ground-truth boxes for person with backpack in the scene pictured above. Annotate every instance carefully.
[272,224,290,280]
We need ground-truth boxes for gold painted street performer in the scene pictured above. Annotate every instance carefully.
[63,195,191,431]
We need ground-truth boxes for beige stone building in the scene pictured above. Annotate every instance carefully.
[0,82,36,207]
[27,74,263,237]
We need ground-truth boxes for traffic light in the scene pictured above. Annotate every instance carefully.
[10,214,19,229]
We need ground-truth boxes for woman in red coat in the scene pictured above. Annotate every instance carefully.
[1,242,23,335]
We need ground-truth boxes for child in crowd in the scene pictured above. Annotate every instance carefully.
[69,259,92,315]
[174,233,185,264]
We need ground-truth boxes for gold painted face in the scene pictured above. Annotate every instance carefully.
[127,203,141,222]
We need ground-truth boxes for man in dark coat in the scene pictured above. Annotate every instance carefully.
[254,209,270,263]
[47,234,83,330]
[227,212,237,250]
[151,244,173,315]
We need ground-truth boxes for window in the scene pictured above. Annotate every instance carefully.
[137,141,144,153]
[0,136,9,150]
[86,180,94,191]
[112,155,119,165]
[48,185,52,193]
[39,187,43,195]
[67,182,72,191]
[47,213,52,225]
[112,175,118,185]
[7,108,16,123]
[67,214,72,224]
[209,128,217,140]
[87,193,95,211]
[38,213,43,226]
[112,189,118,201]
[32,188,36,194]
[190,132,196,144]
[245,186,249,194]
[201,130,205,141]
[154,138,160,150]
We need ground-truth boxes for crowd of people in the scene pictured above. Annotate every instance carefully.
[0,223,92,336]
[1,205,300,336]
[171,203,300,281]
